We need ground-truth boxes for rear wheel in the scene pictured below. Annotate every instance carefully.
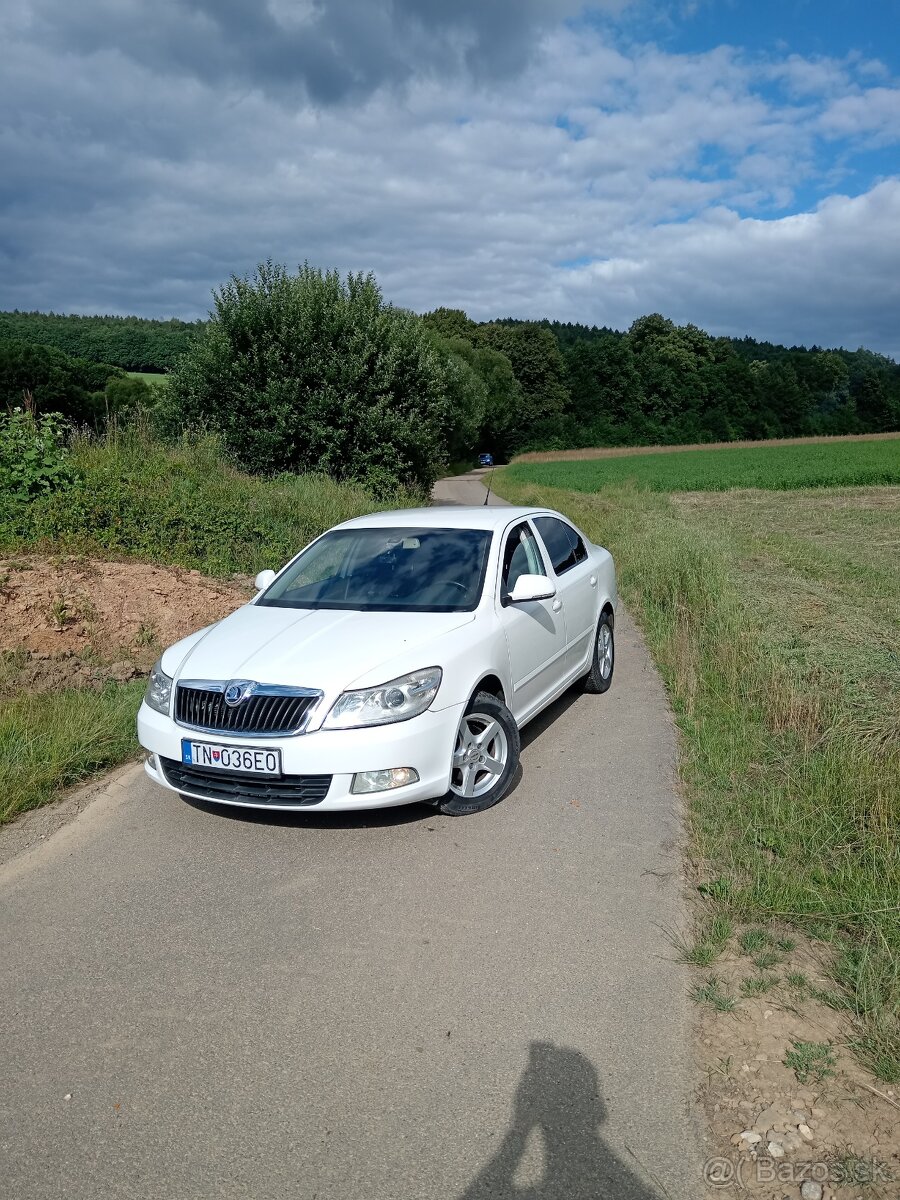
[583,610,614,694]
[439,691,520,816]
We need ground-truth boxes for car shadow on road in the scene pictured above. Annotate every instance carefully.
[177,682,591,829]
[518,682,586,754]
[459,1041,663,1200]
[177,791,435,829]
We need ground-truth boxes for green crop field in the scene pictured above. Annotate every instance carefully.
[493,460,900,1081]
[504,436,900,492]
[126,370,169,386]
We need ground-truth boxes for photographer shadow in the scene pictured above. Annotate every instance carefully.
[459,1041,663,1200]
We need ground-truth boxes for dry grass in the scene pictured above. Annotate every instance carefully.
[514,430,900,463]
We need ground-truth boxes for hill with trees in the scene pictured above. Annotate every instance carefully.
[0,311,200,373]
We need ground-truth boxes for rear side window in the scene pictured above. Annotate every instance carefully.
[533,517,587,576]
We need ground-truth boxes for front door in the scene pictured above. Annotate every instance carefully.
[497,521,568,722]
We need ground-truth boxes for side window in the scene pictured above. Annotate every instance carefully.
[569,526,588,565]
[501,523,544,604]
[533,516,580,576]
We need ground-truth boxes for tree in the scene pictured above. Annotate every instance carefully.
[0,338,126,425]
[422,309,525,459]
[167,262,458,492]
[480,322,570,449]
[422,307,481,344]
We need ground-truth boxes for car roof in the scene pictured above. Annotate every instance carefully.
[336,506,560,532]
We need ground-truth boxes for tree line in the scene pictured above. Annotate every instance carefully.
[3,268,898,493]
[0,339,152,426]
[0,311,200,373]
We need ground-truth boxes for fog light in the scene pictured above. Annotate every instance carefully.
[145,752,159,772]
[351,767,419,794]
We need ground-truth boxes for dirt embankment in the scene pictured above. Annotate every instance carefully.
[0,555,253,695]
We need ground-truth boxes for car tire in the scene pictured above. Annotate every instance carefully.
[583,610,615,694]
[439,691,520,816]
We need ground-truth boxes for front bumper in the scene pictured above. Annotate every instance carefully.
[137,700,463,812]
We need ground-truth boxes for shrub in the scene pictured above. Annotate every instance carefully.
[166,262,457,493]
[0,409,75,504]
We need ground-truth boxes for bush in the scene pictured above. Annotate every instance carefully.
[166,262,457,493]
[0,409,75,504]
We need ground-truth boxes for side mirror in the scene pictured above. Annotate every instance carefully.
[254,569,276,592]
[508,573,556,603]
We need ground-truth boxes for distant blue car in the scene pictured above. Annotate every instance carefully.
[477,452,494,467]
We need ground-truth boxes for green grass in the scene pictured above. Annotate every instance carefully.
[0,429,420,575]
[783,1039,836,1084]
[674,913,733,965]
[741,974,780,997]
[493,469,900,1080]
[504,437,900,493]
[126,371,169,385]
[692,976,737,1012]
[0,682,146,824]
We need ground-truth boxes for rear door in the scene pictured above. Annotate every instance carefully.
[497,520,568,722]
[532,516,597,674]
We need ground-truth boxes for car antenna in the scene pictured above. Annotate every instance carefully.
[483,469,494,506]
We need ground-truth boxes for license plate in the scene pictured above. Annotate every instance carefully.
[181,740,282,776]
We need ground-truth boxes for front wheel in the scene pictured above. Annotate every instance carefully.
[583,610,614,694]
[439,691,520,816]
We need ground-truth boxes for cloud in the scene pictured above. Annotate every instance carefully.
[558,182,900,354]
[1,3,899,356]
[818,86,900,143]
[27,0,601,104]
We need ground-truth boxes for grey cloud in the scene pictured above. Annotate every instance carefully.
[31,0,592,105]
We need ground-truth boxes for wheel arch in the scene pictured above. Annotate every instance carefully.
[472,672,507,704]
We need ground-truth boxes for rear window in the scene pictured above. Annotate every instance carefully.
[533,517,587,576]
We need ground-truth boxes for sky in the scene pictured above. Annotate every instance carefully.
[1,1,899,355]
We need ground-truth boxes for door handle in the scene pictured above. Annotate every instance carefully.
[552,599,562,612]
[590,575,597,587]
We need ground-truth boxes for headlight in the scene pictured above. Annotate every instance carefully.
[323,667,442,730]
[144,659,174,716]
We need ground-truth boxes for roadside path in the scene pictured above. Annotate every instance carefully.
[0,471,704,1199]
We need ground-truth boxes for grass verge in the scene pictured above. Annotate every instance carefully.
[493,471,900,1080]
[0,429,419,575]
[0,681,146,824]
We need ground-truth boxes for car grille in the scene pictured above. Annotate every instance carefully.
[160,758,332,806]
[175,683,321,736]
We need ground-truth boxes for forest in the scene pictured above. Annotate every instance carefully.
[2,287,898,480]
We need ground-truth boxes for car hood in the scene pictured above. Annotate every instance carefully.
[171,603,476,697]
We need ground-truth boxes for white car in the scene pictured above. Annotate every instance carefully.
[137,506,617,816]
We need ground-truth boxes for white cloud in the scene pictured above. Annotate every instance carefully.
[558,182,900,353]
[818,86,900,142]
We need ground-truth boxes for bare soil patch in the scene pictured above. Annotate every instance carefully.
[695,929,899,1199]
[514,431,900,464]
[0,555,253,692]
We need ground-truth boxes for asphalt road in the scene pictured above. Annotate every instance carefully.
[1,471,704,1199]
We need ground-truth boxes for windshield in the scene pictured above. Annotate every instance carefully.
[257,527,493,612]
